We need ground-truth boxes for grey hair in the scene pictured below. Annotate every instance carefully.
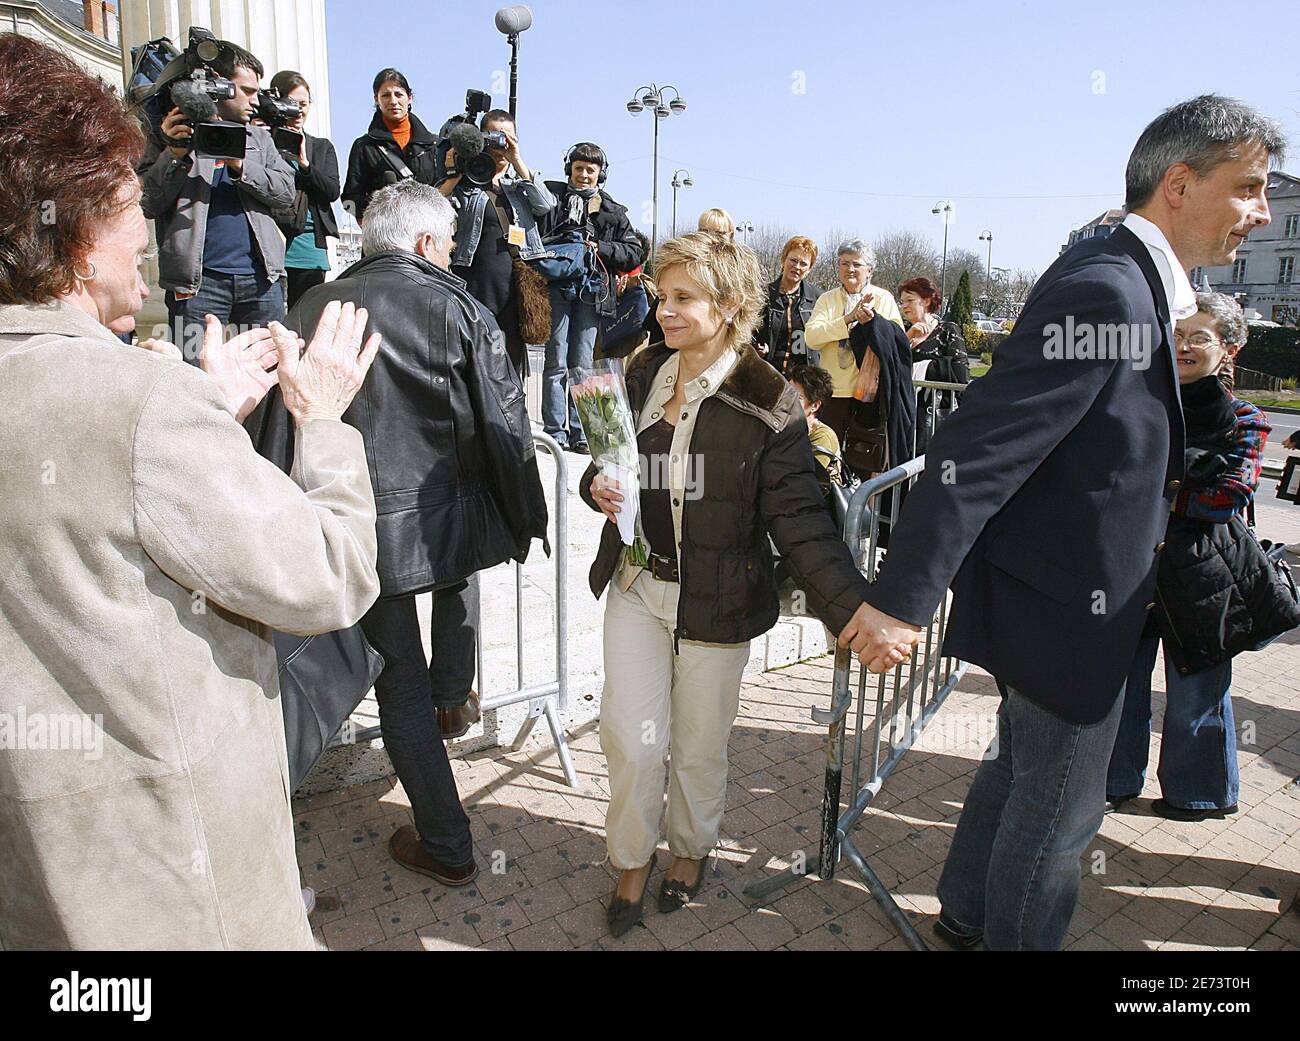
[1125,94,1286,210]
[1194,291,1248,347]
[360,180,455,254]
[837,239,876,267]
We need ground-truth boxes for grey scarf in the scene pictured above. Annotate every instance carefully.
[566,185,599,226]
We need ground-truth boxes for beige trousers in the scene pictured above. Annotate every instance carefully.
[600,571,751,870]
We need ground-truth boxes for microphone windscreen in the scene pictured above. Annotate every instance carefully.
[170,78,216,122]
[448,121,484,157]
[494,5,532,33]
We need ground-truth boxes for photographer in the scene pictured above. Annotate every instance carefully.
[538,142,643,451]
[439,109,555,374]
[268,70,340,310]
[139,40,295,363]
[341,68,442,224]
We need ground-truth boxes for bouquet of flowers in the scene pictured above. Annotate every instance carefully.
[569,360,649,568]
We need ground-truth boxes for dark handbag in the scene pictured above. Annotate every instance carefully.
[842,397,889,476]
[599,280,650,358]
[1243,534,1300,652]
[276,625,385,791]
[273,188,309,240]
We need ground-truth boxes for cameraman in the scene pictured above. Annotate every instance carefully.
[140,41,295,363]
[538,142,643,452]
[438,109,555,374]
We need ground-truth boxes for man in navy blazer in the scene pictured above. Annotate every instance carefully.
[837,95,1284,950]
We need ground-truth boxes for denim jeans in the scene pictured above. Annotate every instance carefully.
[542,284,599,445]
[1106,636,1239,810]
[166,270,285,365]
[357,579,479,866]
[936,682,1124,950]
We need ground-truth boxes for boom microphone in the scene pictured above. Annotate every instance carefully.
[494,5,532,34]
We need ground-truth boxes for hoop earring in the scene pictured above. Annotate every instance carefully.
[73,260,97,282]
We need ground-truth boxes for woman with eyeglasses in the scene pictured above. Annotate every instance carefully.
[754,236,821,376]
[1105,292,1276,823]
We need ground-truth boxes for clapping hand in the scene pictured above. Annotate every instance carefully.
[198,315,279,422]
[838,601,922,673]
[269,301,382,424]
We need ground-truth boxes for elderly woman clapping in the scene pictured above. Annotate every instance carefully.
[0,35,383,951]
[804,239,906,441]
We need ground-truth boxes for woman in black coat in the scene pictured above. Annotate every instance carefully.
[269,71,341,310]
[342,68,442,224]
[580,232,891,938]
[1106,293,1283,822]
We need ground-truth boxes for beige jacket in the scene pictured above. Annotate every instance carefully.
[0,303,380,950]
[803,285,905,398]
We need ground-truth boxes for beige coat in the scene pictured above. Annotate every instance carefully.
[0,303,380,950]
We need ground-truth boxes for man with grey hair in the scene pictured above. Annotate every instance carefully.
[805,238,905,439]
[256,178,549,885]
[836,94,1284,949]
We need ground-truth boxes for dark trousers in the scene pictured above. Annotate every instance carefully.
[166,270,285,365]
[936,677,1126,950]
[286,267,328,312]
[358,578,479,865]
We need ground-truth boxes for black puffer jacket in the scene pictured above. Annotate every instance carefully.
[252,250,549,596]
[580,341,871,644]
[342,112,442,223]
[1156,377,1297,673]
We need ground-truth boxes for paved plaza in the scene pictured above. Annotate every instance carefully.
[294,455,1300,951]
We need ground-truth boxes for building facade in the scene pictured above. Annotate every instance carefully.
[1195,171,1300,326]
[1,0,121,85]
[1060,208,1124,255]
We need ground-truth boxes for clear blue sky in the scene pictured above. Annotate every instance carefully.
[322,0,1299,274]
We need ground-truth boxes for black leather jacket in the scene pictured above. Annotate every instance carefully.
[580,341,870,644]
[342,112,442,223]
[755,277,820,375]
[253,250,549,596]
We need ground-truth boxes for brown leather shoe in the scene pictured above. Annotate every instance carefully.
[388,825,479,886]
[437,689,481,741]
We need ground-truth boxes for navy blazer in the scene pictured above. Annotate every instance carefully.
[866,225,1185,724]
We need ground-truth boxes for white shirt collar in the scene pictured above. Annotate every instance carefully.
[1120,212,1198,320]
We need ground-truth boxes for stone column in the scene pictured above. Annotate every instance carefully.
[119,0,332,333]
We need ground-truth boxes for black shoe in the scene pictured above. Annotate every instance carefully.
[1151,798,1238,822]
[606,859,656,938]
[657,850,709,914]
[1105,793,1139,813]
[932,913,982,950]
[567,441,590,456]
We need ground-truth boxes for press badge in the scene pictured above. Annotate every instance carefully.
[507,224,526,248]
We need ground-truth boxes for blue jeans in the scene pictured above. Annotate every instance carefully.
[1106,636,1239,810]
[166,270,285,365]
[357,579,479,866]
[542,284,599,445]
[936,683,1124,950]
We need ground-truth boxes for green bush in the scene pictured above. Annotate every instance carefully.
[1283,376,1298,391]
[980,350,993,367]
[1237,325,1300,380]
[963,323,986,354]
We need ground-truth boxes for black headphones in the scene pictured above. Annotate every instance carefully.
[563,142,609,184]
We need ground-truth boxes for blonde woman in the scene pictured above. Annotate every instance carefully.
[697,206,736,240]
[579,232,888,937]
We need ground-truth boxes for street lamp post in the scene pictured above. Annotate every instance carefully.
[627,84,687,263]
[670,169,693,238]
[735,220,754,245]
[978,230,993,313]
[932,199,955,303]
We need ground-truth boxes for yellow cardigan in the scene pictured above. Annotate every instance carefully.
[804,285,905,398]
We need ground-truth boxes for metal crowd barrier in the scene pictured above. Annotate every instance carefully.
[330,431,577,787]
[744,434,970,950]
[913,378,967,458]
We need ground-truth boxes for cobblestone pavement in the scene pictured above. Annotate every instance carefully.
[295,640,1300,952]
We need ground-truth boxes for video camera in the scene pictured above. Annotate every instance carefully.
[255,88,304,155]
[128,26,247,161]
[436,89,506,187]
